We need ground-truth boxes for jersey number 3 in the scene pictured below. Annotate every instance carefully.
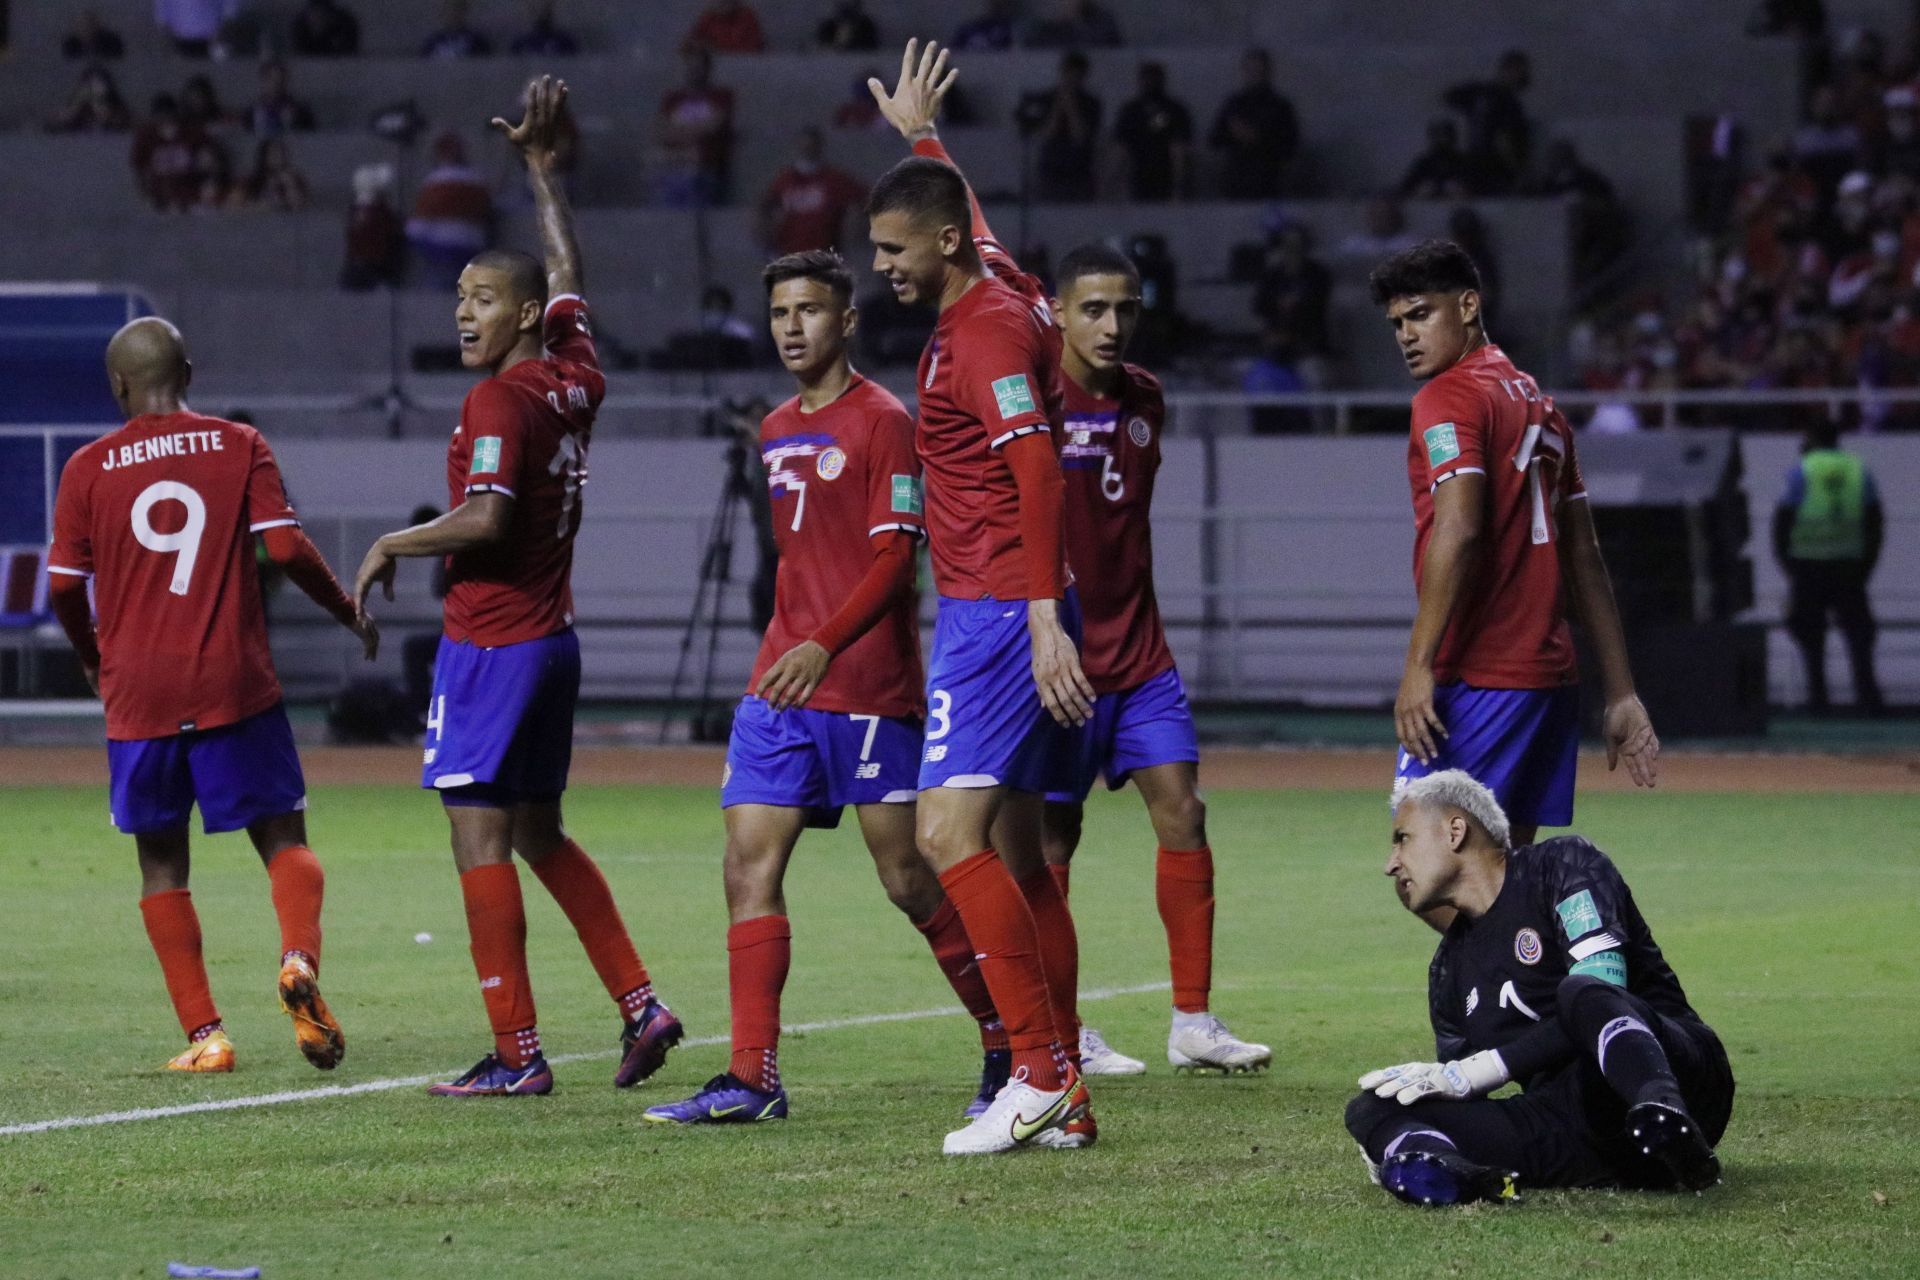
[132,480,208,595]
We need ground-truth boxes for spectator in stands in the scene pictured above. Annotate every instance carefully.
[1243,326,1312,434]
[190,135,235,212]
[154,0,231,58]
[511,1,580,56]
[1875,86,1920,181]
[654,286,759,370]
[405,131,493,288]
[1252,221,1331,364]
[1025,0,1124,49]
[1447,205,1501,322]
[951,0,1017,51]
[1209,48,1299,201]
[1443,48,1533,192]
[239,137,311,211]
[1397,117,1486,199]
[341,162,406,290]
[1115,62,1194,202]
[131,95,204,212]
[1017,52,1104,203]
[1793,85,1860,196]
[833,70,889,130]
[657,46,736,206]
[817,0,878,51]
[420,0,492,58]
[686,0,765,54]
[290,0,360,57]
[1528,139,1629,279]
[1775,419,1885,715]
[759,126,867,255]
[49,65,132,133]
[1336,196,1420,261]
[247,59,317,136]
[180,74,236,134]
[63,10,125,59]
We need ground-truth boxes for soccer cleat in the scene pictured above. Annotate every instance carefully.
[1078,1026,1146,1076]
[427,1052,553,1097]
[642,1072,789,1125]
[277,954,345,1070]
[1168,1014,1273,1074]
[165,1030,235,1073]
[1030,1075,1098,1149]
[1627,1100,1722,1192]
[963,1047,1013,1118]
[613,999,684,1088]
[942,1066,1081,1156]
[1380,1148,1519,1207]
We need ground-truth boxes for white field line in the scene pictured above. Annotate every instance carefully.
[0,981,1171,1138]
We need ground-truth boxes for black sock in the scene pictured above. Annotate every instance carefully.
[1563,980,1684,1110]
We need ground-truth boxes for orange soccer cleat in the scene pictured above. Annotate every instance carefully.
[278,954,346,1070]
[165,1029,236,1073]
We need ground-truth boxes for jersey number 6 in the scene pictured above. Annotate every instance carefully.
[131,480,207,596]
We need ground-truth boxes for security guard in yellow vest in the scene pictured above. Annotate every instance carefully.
[1773,422,1885,714]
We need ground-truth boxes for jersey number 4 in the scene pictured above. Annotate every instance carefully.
[131,480,208,595]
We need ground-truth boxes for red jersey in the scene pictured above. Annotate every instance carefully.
[48,412,299,741]
[1060,364,1176,693]
[1408,344,1587,689]
[442,295,604,648]
[763,163,866,256]
[915,230,1068,600]
[749,375,927,718]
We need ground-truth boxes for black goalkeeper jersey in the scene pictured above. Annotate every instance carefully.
[1428,836,1703,1088]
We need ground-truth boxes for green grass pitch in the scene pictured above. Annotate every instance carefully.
[2,778,1917,1278]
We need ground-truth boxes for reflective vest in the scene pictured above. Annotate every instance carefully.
[1789,449,1868,561]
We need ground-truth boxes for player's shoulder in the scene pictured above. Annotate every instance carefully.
[847,373,912,426]
[1119,362,1165,405]
[1410,361,1489,425]
[1525,835,1626,895]
[465,371,540,418]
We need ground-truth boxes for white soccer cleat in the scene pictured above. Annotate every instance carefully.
[942,1067,1078,1156]
[1078,1025,1146,1076]
[1167,1013,1272,1074]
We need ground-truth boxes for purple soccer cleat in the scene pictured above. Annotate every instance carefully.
[614,999,685,1088]
[963,1047,1012,1119]
[427,1052,553,1097]
[643,1073,788,1124]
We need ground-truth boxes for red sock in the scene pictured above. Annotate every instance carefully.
[527,838,653,1016]
[265,844,324,967]
[1157,845,1215,1013]
[1017,865,1081,1061]
[912,897,1005,1048]
[140,889,221,1040]
[458,863,539,1068]
[937,851,1062,1090]
[727,914,791,1090]
[1048,862,1070,899]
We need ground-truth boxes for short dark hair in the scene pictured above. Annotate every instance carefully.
[865,155,971,235]
[1054,241,1141,292]
[465,248,547,306]
[1368,239,1483,306]
[763,249,855,305]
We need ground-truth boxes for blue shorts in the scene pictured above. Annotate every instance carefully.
[422,629,579,806]
[720,696,921,829]
[1391,681,1581,829]
[1045,666,1201,804]
[107,703,306,835]
[918,592,1082,794]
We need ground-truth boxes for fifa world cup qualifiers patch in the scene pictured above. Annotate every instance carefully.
[1424,423,1461,466]
[891,474,924,516]
[1556,889,1603,941]
[471,436,503,475]
[991,374,1038,420]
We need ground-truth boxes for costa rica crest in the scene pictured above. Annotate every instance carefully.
[1514,927,1544,965]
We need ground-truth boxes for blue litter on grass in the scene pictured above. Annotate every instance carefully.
[167,1265,261,1279]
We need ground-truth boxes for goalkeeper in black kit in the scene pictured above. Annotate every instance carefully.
[1347,769,1735,1205]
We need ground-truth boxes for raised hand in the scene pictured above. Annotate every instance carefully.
[867,39,959,141]
[491,74,571,173]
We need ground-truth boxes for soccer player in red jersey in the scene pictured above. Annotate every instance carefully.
[1038,243,1273,1077]
[866,42,1095,1154]
[354,78,680,1098]
[47,316,375,1073]
[645,249,1011,1126]
[1372,241,1659,920]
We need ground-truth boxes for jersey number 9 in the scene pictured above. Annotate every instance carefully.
[131,480,207,595]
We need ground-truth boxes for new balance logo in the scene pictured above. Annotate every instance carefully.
[855,763,881,780]
[924,745,948,762]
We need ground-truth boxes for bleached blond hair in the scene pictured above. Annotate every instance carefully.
[1394,769,1512,850]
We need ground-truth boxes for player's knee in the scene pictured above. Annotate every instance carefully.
[722,839,783,908]
[1042,804,1082,865]
[915,807,980,869]
[1345,1091,1394,1145]
[1153,790,1207,847]
[1555,973,1612,1026]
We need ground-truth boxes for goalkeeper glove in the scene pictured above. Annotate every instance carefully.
[1358,1050,1510,1105]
